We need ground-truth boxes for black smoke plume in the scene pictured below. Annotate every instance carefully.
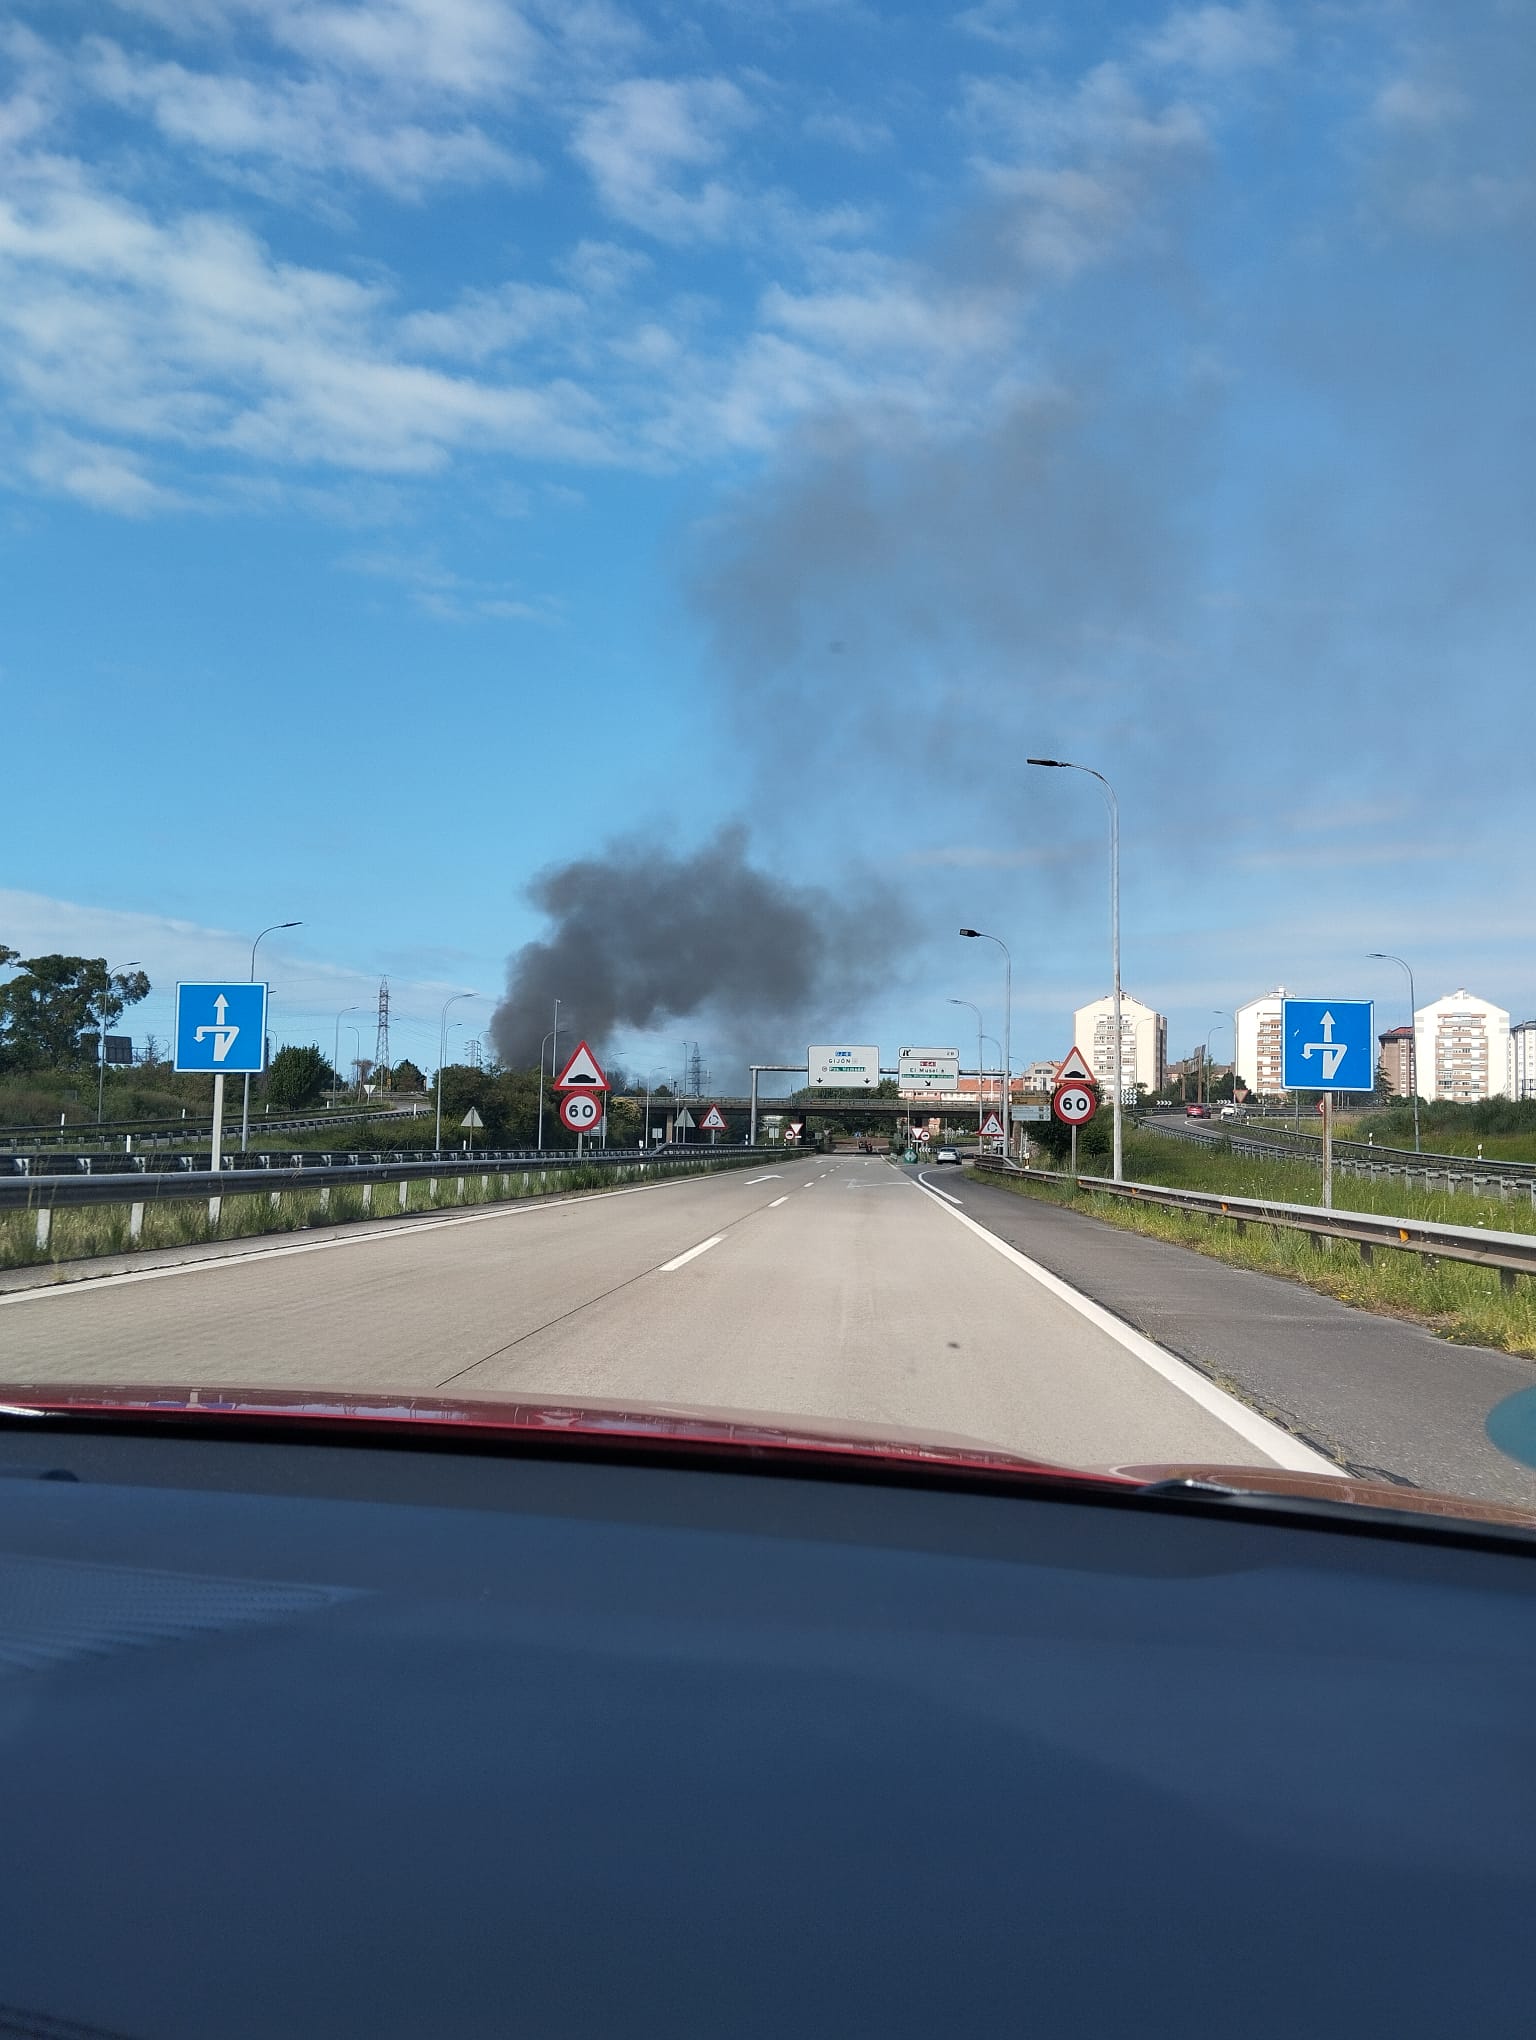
[490,827,905,1073]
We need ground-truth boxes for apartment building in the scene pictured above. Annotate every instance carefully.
[1377,1025,1415,1098]
[1072,993,1167,1102]
[1234,988,1288,1098]
[1414,989,1511,1103]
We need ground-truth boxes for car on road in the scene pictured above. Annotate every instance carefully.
[935,1146,960,1164]
[1185,1103,1211,1119]
[1219,1104,1240,1121]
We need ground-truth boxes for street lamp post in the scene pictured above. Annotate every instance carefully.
[96,960,142,1126]
[243,921,301,1151]
[1028,759,1123,1180]
[1368,952,1421,1151]
[333,1005,359,1114]
[948,998,985,1141]
[982,1034,1004,1128]
[536,1028,558,1150]
[960,932,1011,1155]
[436,992,477,1151]
[1211,1010,1234,1107]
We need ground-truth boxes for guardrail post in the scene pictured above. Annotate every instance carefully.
[270,1190,280,1211]
[361,1184,372,1211]
[1358,1242,1374,1266]
[318,1187,330,1214]
[456,1177,465,1201]
[208,1196,221,1229]
[1502,1268,1519,1293]
[399,1181,409,1211]
[429,1178,438,1201]
[35,1207,51,1251]
[129,1202,144,1241]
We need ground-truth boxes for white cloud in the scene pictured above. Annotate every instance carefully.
[340,547,556,622]
[0,155,612,491]
[801,107,891,152]
[1373,74,1470,132]
[264,0,542,100]
[397,281,584,360]
[1140,2,1291,76]
[571,75,753,241]
[761,270,1011,362]
[83,39,534,196]
[951,1,1058,55]
[556,237,651,295]
[20,429,184,514]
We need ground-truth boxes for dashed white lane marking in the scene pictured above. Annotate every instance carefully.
[658,1234,725,1273]
[910,1181,1341,1477]
[769,1196,789,1208]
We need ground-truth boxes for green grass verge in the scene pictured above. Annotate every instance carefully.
[0,1157,743,1275]
[1112,1128,1536,1233]
[997,1154,1536,1361]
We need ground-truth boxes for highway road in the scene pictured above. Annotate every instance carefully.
[0,1155,1332,1479]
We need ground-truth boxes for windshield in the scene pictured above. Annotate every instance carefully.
[3,0,1533,1524]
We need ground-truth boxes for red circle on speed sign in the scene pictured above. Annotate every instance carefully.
[560,1090,602,1133]
[1053,1083,1098,1126]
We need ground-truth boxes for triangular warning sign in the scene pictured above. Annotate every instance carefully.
[1053,1045,1095,1086]
[674,1107,696,1129]
[555,1040,608,1090]
[980,1111,1004,1138]
[699,1104,728,1131]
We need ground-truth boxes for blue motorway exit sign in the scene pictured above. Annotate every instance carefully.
[1280,999,1374,1093]
[174,982,268,1075]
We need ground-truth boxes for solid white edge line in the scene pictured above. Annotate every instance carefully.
[769,1196,789,1208]
[659,1233,724,1272]
[0,1169,727,1309]
[917,1170,963,1206]
[912,1183,1341,1478]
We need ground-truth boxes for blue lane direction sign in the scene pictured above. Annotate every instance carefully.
[1281,998,1374,1093]
[174,982,268,1075]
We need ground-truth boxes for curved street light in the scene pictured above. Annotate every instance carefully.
[1028,758,1123,1180]
[436,992,478,1152]
[1367,952,1421,1151]
[959,931,1011,1156]
[333,1004,360,1113]
[244,921,301,1150]
[948,997,985,1140]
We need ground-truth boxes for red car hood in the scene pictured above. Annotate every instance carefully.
[3,1384,1534,1531]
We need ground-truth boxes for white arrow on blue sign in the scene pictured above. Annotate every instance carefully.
[1280,998,1374,1093]
[174,982,269,1075]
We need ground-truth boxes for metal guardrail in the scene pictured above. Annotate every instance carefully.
[1140,1116,1536,1205]
[0,1102,431,1153]
[0,1150,771,1207]
[971,1156,1536,1287]
[0,1141,766,1180]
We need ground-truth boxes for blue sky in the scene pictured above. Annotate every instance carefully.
[2,0,1532,1086]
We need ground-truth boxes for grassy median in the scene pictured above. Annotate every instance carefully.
[999,1131,1536,1359]
[0,1157,744,1276]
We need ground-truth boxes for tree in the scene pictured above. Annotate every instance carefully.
[0,954,150,1072]
[266,1045,336,1109]
[392,1059,425,1092]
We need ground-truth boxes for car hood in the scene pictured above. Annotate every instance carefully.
[2,1384,1533,1532]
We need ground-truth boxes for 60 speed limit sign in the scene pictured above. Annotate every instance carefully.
[559,1090,602,1134]
[1052,1082,1098,1126]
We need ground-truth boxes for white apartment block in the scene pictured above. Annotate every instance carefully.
[1018,1059,1061,1093]
[1072,993,1167,1102]
[1415,989,1511,1103]
[1234,988,1288,1098]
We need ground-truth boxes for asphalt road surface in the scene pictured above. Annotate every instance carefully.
[0,1156,1332,1479]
